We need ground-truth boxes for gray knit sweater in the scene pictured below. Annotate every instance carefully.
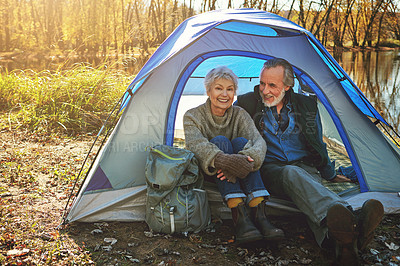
[183,98,267,176]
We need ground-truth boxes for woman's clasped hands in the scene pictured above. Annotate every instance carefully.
[214,153,254,183]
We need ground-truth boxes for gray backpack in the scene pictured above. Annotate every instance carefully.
[145,145,211,234]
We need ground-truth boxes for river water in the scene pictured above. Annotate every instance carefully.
[1,49,399,132]
[335,49,400,133]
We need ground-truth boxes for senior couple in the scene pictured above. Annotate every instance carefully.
[183,58,383,265]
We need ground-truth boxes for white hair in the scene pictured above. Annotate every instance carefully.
[204,66,238,92]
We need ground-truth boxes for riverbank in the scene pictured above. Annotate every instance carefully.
[326,44,400,55]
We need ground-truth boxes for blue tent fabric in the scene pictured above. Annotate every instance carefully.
[85,166,113,192]
[131,9,304,87]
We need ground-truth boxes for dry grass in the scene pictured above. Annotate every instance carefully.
[0,64,132,135]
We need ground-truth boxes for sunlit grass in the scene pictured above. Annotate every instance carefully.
[0,64,133,135]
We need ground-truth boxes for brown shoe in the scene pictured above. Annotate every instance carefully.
[327,204,360,266]
[231,202,263,244]
[250,200,284,241]
[357,199,384,251]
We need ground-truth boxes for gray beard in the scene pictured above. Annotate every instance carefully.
[261,89,286,108]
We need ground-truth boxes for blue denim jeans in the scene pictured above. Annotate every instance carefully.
[260,161,350,247]
[210,136,269,203]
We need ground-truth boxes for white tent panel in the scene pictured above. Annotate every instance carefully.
[67,186,147,223]
[345,192,400,214]
[98,69,182,188]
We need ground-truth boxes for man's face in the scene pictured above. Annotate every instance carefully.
[259,66,290,108]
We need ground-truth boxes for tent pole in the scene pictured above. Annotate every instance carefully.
[60,91,129,226]
[378,121,400,147]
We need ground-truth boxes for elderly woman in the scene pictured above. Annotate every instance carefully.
[183,66,284,244]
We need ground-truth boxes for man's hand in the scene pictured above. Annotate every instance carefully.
[330,174,351,183]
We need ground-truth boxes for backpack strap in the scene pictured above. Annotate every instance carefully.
[169,206,175,233]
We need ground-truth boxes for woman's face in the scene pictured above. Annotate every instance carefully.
[207,78,235,116]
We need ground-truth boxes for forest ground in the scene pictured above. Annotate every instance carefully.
[1,126,400,265]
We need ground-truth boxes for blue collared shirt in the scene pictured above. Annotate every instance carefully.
[263,101,309,163]
[262,99,336,180]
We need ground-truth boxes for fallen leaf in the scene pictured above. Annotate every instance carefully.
[91,229,103,235]
[370,248,380,255]
[144,231,154,237]
[385,242,399,250]
[7,248,30,257]
[102,245,112,251]
[40,233,53,241]
[104,237,117,245]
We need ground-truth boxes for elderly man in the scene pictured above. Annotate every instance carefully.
[236,58,383,264]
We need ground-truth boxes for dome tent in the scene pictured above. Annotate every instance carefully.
[63,9,400,223]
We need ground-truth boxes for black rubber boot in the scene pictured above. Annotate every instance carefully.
[231,202,263,244]
[250,200,284,240]
[357,199,384,251]
[327,203,360,266]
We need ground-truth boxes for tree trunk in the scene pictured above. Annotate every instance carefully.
[361,0,384,48]
[121,0,125,54]
[171,0,178,31]
[321,1,335,46]
[188,0,193,16]
[309,2,323,35]
[386,0,400,41]
[298,0,305,28]
[113,2,118,56]
[286,0,296,20]
[376,5,387,48]
[3,0,11,51]
[162,0,167,41]
[339,0,355,46]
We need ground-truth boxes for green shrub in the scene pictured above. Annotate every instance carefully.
[0,64,133,135]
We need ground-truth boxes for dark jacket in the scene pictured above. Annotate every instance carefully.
[236,85,335,180]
